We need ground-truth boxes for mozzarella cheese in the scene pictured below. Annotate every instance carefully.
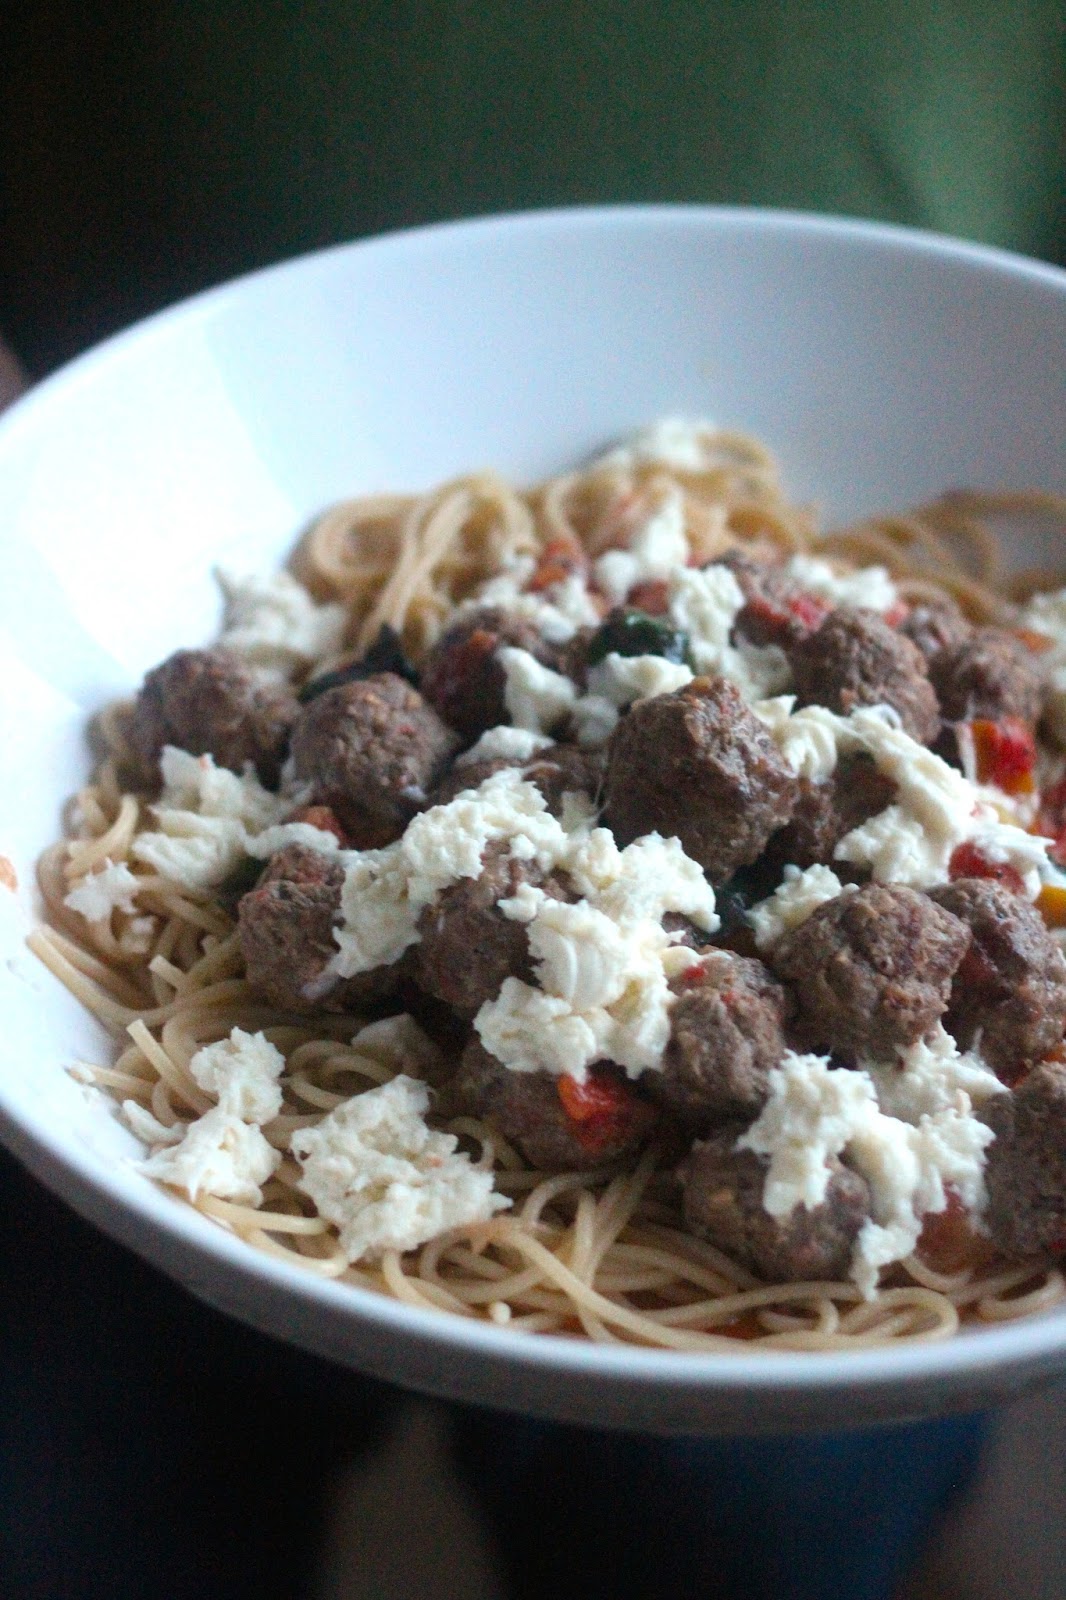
[783,554,898,613]
[64,858,141,922]
[584,652,694,709]
[498,647,578,733]
[593,488,690,602]
[668,566,791,700]
[131,747,337,894]
[216,568,347,678]
[456,725,553,767]
[188,1028,285,1124]
[747,864,851,951]
[291,1074,509,1261]
[138,1107,281,1206]
[738,1043,998,1297]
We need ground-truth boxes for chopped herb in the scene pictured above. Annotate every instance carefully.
[298,625,418,703]
[586,608,691,667]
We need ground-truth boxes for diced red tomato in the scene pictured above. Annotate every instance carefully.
[916,1191,995,1275]
[625,579,670,616]
[967,717,1036,796]
[556,1067,649,1153]
[883,601,911,628]
[527,538,588,593]
[285,804,349,845]
[948,841,1028,897]
[741,590,829,645]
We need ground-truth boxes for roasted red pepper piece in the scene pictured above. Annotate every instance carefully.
[948,840,1028,897]
[527,538,588,593]
[968,717,1036,795]
[556,1066,648,1153]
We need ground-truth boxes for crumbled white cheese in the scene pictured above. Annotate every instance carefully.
[131,747,336,894]
[784,554,898,613]
[476,825,717,1081]
[330,771,572,976]
[754,700,1054,894]
[594,417,721,473]
[217,568,347,678]
[64,858,141,922]
[1019,587,1066,746]
[456,726,553,767]
[188,1028,285,1124]
[668,566,791,700]
[593,488,690,602]
[498,647,578,733]
[584,652,694,709]
[738,1047,997,1297]
[865,1024,1006,1122]
[571,694,620,749]
[466,557,600,644]
[753,696,845,783]
[122,1101,185,1147]
[291,1075,509,1261]
[747,864,852,951]
[138,1106,281,1205]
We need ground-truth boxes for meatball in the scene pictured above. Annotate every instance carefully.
[982,1061,1066,1259]
[763,756,897,873]
[898,595,974,664]
[680,1130,870,1283]
[415,843,571,1018]
[928,628,1043,724]
[790,606,940,744]
[128,647,298,788]
[604,677,798,883]
[289,672,459,849]
[771,885,971,1058]
[716,551,828,649]
[238,845,401,1013]
[427,742,602,814]
[928,879,1066,1078]
[418,607,566,740]
[654,953,788,1131]
[456,1039,657,1171]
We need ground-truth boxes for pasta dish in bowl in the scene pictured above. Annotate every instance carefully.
[2,206,1065,1429]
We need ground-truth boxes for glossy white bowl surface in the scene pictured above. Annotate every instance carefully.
[2,206,1065,1433]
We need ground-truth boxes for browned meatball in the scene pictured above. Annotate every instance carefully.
[289,672,459,849]
[928,879,1066,1078]
[772,885,971,1058]
[238,845,402,1012]
[898,596,974,664]
[427,742,603,814]
[928,628,1043,724]
[456,1038,657,1171]
[680,1131,870,1283]
[414,843,572,1018]
[716,551,829,649]
[604,677,798,883]
[763,756,897,873]
[418,607,566,740]
[790,606,940,744]
[982,1061,1066,1258]
[653,953,788,1131]
[128,647,298,788]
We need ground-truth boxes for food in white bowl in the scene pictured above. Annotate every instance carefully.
[2,207,1065,1430]
[29,410,1066,1354]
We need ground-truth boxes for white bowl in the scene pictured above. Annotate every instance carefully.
[2,206,1065,1435]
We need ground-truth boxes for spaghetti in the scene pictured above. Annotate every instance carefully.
[34,422,1066,1351]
